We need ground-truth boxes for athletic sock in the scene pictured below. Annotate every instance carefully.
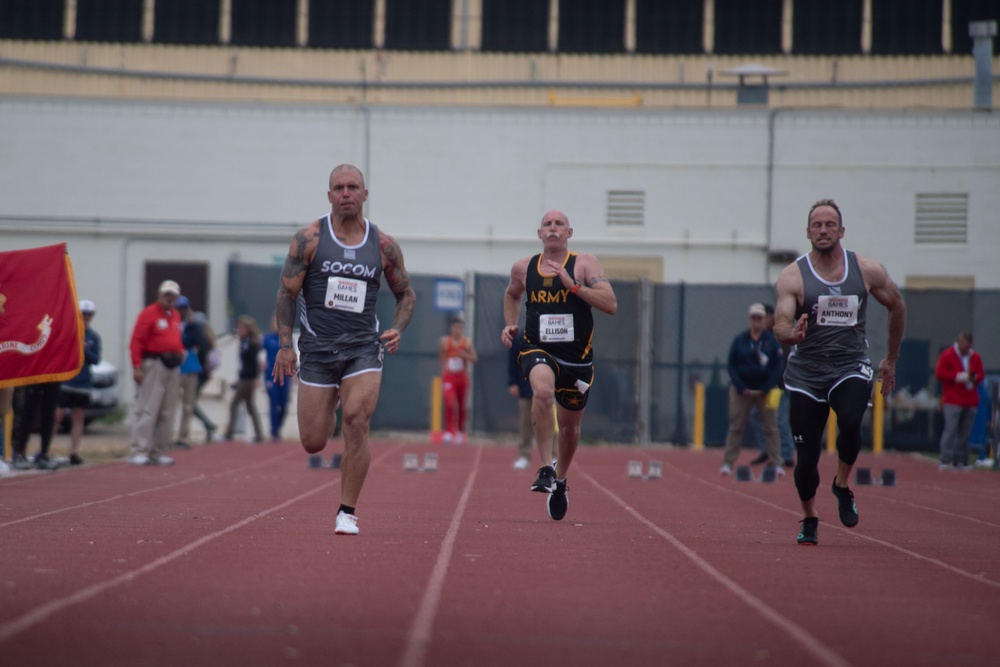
[338,504,356,516]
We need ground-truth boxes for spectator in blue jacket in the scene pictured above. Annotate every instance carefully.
[54,299,102,466]
[720,303,784,476]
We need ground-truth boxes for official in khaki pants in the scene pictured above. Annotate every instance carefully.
[128,280,186,466]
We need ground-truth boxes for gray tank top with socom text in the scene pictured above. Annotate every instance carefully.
[297,215,382,352]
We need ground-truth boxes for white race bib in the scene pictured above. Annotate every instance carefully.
[447,357,464,373]
[817,294,859,327]
[325,276,367,313]
[539,313,574,342]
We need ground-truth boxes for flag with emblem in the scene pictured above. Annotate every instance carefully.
[0,244,84,388]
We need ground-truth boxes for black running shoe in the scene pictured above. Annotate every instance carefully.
[531,465,557,493]
[33,455,57,471]
[547,479,569,521]
[831,481,859,527]
[69,453,84,466]
[797,517,819,545]
[750,452,769,465]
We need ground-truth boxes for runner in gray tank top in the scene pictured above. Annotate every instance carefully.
[272,164,416,536]
[774,199,906,546]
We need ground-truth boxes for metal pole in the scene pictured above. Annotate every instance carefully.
[970,20,997,109]
[672,282,688,445]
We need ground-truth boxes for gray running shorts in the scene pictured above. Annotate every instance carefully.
[298,342,384,388]
[783,353,873,404]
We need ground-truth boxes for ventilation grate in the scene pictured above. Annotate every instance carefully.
[606,190,645,226]
[914,193,968,244]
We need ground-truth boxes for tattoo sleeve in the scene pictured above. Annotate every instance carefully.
[380,232,416,333]
[275,228,310,345]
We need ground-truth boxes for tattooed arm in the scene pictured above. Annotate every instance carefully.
[272,220,319,384]
[379,231,416,354]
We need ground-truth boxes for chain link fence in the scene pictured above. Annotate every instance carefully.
[229,261,1000,452]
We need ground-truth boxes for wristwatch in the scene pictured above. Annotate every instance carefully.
[569,280,582,295]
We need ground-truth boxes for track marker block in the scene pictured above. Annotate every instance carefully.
[855,467,872,485]
[307,454,323,469]
[647,461,663,479]
[735,466,752,482]
[330,453,342,469]
[880,469,896,486]
[627,460,644,479]
[403,453,420,472]
[423,453,438,472]
[760,466,777,483]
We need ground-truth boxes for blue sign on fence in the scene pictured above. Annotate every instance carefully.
[434,278,465,312]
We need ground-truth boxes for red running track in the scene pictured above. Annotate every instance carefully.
[2,440,999,666]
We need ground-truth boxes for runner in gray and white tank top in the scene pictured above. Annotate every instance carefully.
[272,164,416,537]
[774,199,906,547]
[297,213,383,354]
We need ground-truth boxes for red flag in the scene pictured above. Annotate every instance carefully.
[0,244,84,388]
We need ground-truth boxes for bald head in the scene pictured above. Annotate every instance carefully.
[329,164,365,189]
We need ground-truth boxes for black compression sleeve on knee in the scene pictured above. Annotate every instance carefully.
[829,378,873,466]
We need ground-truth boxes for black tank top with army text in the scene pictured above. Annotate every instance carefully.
[792,247,869,362]
[297,215,382,352]
[522,252,594,363]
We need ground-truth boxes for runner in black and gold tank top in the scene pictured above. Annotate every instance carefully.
[501,209,618,522]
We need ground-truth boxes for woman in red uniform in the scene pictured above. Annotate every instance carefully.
[439,314,477,444]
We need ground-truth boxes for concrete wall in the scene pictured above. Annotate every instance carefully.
[2,97,999,394]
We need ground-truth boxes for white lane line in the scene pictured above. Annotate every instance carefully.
[670,462,1000,591]
[0,445,399,643]
[0,450,297,529]
[398,444,482,667]
[577,464,854,667]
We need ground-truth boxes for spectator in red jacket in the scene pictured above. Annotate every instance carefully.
[128,280,186,466]
[935,331,985,470]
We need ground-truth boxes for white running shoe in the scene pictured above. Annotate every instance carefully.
[335,511,359,535]
[456,432,465,445]
[720,463,733,475]
[128,454,150,465]
[442,432,454,444]
[513,456,530,470]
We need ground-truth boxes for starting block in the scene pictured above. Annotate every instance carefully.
[403,453,439,472]
[307,454,323,469]
[330,453,342,469]
[627,460,662,480]
[880,469,896,486]
[855,467,872,485]
[760,466,777,483]
[735,466,752,482]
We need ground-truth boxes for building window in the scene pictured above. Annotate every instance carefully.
[153,0,220,45]
[951,0,1000,55]
[713,0,783,54]
[634,0,703,55]
[384,0,451,51]
[607,190,645,226]
[0,0,64,40]
[76,0,143,42]
[792,0,863,55]
[309,0,374,49]
[914,193,968,244]
[480,0,548,53]
[558,0,626,54]
[871,0,942,55]
[230,0,297,47]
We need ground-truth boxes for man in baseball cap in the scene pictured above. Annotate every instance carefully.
[159,280,181,295]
